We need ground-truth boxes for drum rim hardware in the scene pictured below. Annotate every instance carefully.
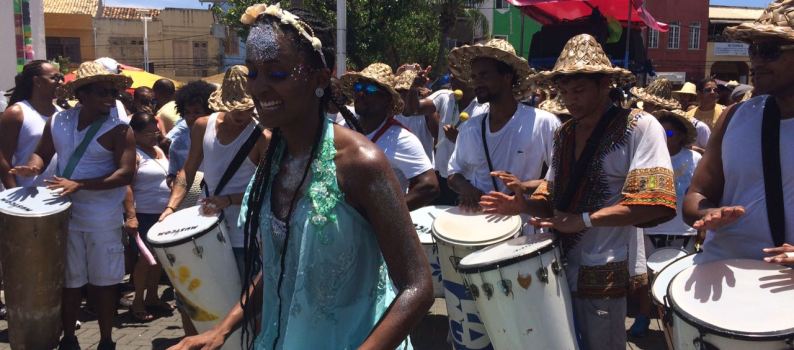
[458,240,559,274]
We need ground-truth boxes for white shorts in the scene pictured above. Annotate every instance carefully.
[65,228,125,288]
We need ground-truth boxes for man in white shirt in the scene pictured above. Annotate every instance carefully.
[341,63,439,210]
[445,39,559,210]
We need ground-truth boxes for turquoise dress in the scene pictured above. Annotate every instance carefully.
[240,118,411,350]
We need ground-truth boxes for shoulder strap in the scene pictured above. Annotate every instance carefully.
[213,124,263,196]
[761,97,786,246]
[481,114,500,192]
[58,116,108,179]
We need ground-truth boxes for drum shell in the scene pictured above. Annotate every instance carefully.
[421,242,444,298]
[460,243,578,350]
[0,208,70,350]
[670,311,794,350]
[151,224,242,350]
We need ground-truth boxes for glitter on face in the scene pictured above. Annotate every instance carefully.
[246,23,280,63]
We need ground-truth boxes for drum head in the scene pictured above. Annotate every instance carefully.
[647,247,689,274]
[651,253,696,305]
[0,187,70,217]
[431,207,520,247]
[458,233,556,273]
[669,259,794,338]
[410,206,451,244]
[147,206,220,247]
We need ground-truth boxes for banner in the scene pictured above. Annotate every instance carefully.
[13,0,33,73]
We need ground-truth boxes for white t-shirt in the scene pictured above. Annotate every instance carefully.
[448,103,559,193]
[395,114,434,165]
[644,149,701,236]
[692,118,711,149]
[366,119,433,193]
[431,90,489,178]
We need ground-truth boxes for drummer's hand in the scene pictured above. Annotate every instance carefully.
[457,186,484,212]
[159,207,176,222]
[9,165,41,177]
[167,329,225,350]
[44,176,82,196]
[763,243,794,266]
[442,124,459,142]
[693,206,745,231]
[490,171,523,195]
[530,211,585,234]
[480,191,523,215]
[123,216,139,236]
[199,196,231,216]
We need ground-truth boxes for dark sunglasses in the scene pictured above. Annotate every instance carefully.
[665,129,676,138]
[702,87,718,93]
[354,82,382,96]
[91,87,119,98]
[748,42,794,61]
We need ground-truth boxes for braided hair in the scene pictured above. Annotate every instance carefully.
[240,7,347,349]
[6,60,51,105]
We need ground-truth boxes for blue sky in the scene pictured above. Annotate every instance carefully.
[710,0,770,7]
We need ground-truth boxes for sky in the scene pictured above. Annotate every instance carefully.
[106,0,774,10]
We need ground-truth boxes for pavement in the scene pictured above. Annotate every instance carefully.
[0,284,667,350]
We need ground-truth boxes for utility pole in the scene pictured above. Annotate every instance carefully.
[138,9,152,72]
[336,0,346,77]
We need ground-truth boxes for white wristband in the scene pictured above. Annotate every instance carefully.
[582,212,593,228]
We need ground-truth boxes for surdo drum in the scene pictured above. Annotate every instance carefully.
[647,247,690,279]
[0,187,70,350]
[432,207,521,350]
[147,206,242,350]
[409,205,450,298]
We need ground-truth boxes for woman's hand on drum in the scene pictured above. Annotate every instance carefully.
[763,243,794,266]
[480,191,524,215]
[199,196,232,216]
[529,211,585,234]
[692,206,745,231]
[159,207,176,222]
[8,165,41,177]
[44,176,82,196]
[167,329,225,350]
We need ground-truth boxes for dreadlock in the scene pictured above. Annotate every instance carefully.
[6,60,51,105]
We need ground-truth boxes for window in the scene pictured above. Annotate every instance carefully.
[108,37,144,66]
[224,28,240,56]
[193,41,209,77]
[495,0,507,9]
[667,21,680,49]
[648,29,659,49]
[45,37,81,62]
[689,22,701,50]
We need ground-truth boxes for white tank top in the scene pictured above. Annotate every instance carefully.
[13,101,61,187]
[51,107,128,232]
[201,112,258,247]
[699,95,794,262]
[132,147,170,214]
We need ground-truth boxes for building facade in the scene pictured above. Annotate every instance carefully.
[706,6,763,83]
[645,0,709,84]
[42,0,98,71]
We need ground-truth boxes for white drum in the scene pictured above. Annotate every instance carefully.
[432,207,521,350]
[410,205,450,298]
[647,247,689,277]
[668,259,794,349]
[651,253,697,307]
[147,206,242,350]
[458,234,578,350]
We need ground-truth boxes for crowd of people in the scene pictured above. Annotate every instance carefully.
[0,1,793,350]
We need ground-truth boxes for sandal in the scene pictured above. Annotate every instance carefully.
[130,305,155,322]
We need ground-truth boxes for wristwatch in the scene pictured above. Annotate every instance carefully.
[582,212,593,228]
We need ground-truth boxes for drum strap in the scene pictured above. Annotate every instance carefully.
[58,116,107,179]
[214,124,263,197]
[480,114,500,192]
[761,97,786,247]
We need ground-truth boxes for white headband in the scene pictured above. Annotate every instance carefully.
[241,3,327,67]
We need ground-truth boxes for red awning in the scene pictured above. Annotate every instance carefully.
[507,0,668,32]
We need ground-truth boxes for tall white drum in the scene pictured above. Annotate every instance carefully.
[668,259,794,350]
[432,207,521,350]
[647,247,689,278]
[147,206,242,350]
[410,205,451,298]
[458,234,578,350]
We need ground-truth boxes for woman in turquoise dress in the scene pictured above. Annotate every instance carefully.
[169,4,433,350]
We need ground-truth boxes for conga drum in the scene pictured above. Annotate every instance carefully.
[432,207,521,350]
[458,234,578,350]
[147,206,242,350]
[410,205,451,298]
[0,187,71,350]
[668,259,794,349]
[651,253,697,350]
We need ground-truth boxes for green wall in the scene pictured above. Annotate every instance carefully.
[491,6,541,59]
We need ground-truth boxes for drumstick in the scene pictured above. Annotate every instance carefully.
[136,233,158,266]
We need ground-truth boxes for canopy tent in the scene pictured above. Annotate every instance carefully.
[506,0,667,32]
[63,64,182,90]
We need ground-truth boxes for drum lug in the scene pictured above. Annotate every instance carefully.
[537,266,549,283]
[499,279,512,296]
[449,256,462,271]
[192,240,204,258]
[468,284,480,300]
[166,253,175,266]
[216,231,226,243]
[693,336,720,350]
[482,283,494,300]
[551,260,562,275]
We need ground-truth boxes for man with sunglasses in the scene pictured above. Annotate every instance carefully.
[684,0,794,267]
[341,63,439,210]
[11,61,137,350]
[685,78,724,130]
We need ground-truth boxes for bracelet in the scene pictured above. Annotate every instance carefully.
[582,212,593,228]
[125,216,136,221]
[166,206,177,212]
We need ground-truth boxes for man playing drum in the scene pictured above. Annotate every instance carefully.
[11,61,137,350]
[446,39,559,211]
[482,34,676,350]
[684,0,794,266]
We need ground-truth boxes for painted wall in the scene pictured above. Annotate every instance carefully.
[645,0,709,82]
[491,5,542,59]
[1,0,46,91]
[44,12,96,67]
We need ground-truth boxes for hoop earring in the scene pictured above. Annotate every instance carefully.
[315,88,324,98]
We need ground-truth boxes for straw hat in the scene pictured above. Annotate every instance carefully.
[672,82,697,97]
[630,78,682,110]
[447,38,535,98]
[393,68,418,91]
[725,0,794,43]
[61,61,132,99]
[538,95,570,116]
[341,63,404,116]
[535,34,635,86]
[653,109,697,145]
[208,65,254,112]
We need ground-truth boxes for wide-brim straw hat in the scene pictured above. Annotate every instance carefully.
[61,61,132,99]
[535,34,635,86]
[630,78,681,110]
[341,63,404,116]
[538,95,570,116]
[653,109,697,145]
[208,65,255,112]
[393,69,418,91]
[673,82,697,96]
[448,38,536,98]
[725,0,794,43]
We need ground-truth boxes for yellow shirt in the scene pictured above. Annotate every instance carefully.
[686,104,724,130]
[156,100,180,133]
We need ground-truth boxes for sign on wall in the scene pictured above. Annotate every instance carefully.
[714,42,749,56]
[13,0,33,73]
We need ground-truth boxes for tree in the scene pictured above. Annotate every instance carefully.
[429,0,489,75]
